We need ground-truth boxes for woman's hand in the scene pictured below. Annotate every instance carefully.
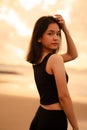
[54,14,68,32]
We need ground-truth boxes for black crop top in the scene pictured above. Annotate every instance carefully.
[33,53,68,105]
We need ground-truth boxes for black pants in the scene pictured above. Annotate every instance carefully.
[29,106,68,130]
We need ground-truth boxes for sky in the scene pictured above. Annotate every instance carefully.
[0,0,87,70]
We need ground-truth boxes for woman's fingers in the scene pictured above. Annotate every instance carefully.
[54,14,65,29]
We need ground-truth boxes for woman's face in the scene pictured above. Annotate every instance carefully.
[38,23,61,53]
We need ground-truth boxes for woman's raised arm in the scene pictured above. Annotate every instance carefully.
[55,14,78,62]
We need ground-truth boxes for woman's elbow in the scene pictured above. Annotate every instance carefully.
[72,53,78,60]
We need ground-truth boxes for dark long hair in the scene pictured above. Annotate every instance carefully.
[26,16,61,64]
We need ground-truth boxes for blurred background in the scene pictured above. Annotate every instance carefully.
[0,0,87,130]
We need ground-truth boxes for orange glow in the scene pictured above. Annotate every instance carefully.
[0,0,87,69]
[0,3,87,130]
[0,6,31,36]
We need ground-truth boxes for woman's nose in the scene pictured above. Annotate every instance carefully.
[53,34,59,40]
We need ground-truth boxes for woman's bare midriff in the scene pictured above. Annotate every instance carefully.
[40,103,62,110]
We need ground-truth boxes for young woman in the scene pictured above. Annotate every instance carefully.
[26,14,79,130]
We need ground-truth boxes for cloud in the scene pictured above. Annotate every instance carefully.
[0,0,87,69]
[69,0,87,40]
[0,6,31,36]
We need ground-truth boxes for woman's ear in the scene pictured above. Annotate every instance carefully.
[38,38,41,43]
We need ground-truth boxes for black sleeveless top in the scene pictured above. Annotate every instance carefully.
[33,53,68,105]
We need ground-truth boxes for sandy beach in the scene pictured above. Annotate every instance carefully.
[0,94,87,130]
[0,95,87,130]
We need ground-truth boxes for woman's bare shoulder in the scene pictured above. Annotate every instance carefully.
[49,53,64,64]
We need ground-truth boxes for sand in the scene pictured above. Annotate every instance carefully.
[0,94,87,130]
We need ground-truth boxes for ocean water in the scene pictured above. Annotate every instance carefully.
[0,64,39,97]
[0,64,87,102]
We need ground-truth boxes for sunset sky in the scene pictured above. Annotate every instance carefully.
[0,0,87,70]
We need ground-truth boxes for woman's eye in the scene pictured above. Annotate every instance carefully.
[57,32,61,36]
[48,33,53,35]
